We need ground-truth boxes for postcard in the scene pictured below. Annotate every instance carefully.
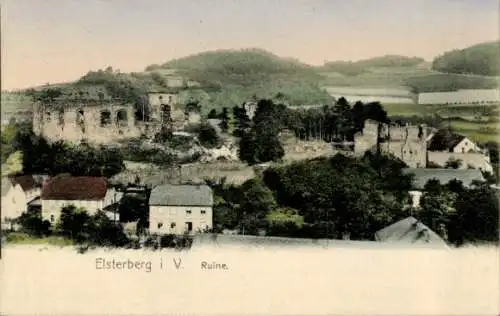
[1,0,499,315]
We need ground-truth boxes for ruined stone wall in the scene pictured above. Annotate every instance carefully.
[354,120,378,156]
[354,120,427,168]
[382,124,427,168]
[147,93,183,123]
[33,100,142,144]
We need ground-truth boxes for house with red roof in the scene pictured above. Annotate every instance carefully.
[41,175,121,224]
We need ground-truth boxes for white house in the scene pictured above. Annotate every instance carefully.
[149,184,214,235]
[402,168,486,209]
[41,175,120,224]
[427,132,492,172]
[1,175,47,229]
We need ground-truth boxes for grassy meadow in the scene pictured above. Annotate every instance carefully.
[383,102,499,143]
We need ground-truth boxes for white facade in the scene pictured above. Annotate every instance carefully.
[41,199,104,224]
[1,184,25,229]
[149,205,213,235]
[41,188,118,224]
[427,152,493,173]
[452,137,481,153]
[1,184,41,229]
[408,190,423,209]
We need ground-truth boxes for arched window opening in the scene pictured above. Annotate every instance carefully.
[100,110,112,127]
[161,104,171,123]
[45,111,51,122]
[116,109,128,126]
[76,109,85,133]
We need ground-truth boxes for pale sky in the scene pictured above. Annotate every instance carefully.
[1,0,499,90]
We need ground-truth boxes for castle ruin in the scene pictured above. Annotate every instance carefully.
[354,120,427,168]
[33,89,200,144]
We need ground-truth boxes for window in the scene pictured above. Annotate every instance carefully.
[116,109,128,126]
[185,222,193,232]
[100,110,112,127]
[186,210,192,215]
[157,222,163,229]
[462,148,465,153]
[45,112,51,122]
[50,215,55,223]
[201,210,206,215]
[170,222,176,228]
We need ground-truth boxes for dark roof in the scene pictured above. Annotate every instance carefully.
[149,184,213,206]
[42,176,108,201]
[27,197,41,206]
[402,168,485,190]
[428,130,466,151]
[8,175,39,192]
[374,216,448,247]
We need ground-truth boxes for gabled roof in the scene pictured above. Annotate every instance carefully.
[149,184,213,206]
[427,130,467,151]
[402,168,485,190]
[8,175,39,192]
[42,176,108,201]
[374,216,448,247]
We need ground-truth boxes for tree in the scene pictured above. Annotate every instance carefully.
[219,107,230,133]
[198,122,220,148]
[207,109,218,119]
[238,99,285,165]
[449,185,499,245]
[16,210,52,237]
[232,105,252,137]
[88,211,129,247]
[239,178,278,235]
[418,190,456,239]
[56,205,92,243]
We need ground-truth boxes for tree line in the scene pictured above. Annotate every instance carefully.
[208,152,498,245]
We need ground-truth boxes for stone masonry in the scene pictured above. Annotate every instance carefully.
[354,120,427,168]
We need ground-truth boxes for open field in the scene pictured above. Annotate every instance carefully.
[448,120,499,143]
[381,102,499,143]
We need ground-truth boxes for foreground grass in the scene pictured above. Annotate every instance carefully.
[4,232,74,246]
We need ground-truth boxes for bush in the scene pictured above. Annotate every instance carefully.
[17,210,52,237]
[197,122,221,148]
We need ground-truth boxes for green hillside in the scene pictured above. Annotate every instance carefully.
[10,45,500,113]
[432,41,500,76]
[144,48,331,107]
[319,55,426,76]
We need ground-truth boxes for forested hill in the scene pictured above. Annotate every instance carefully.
[320,55,426,75]
[143,48,331,107]
[432,41,500,76]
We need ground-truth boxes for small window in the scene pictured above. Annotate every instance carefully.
[462,148,465,153]
[170,222,176,228]
[186,210,192,215]
[157,222,163,229]
[45,112,51,121]
[50,215,55,222]
[201,210,206,215]
[186,222,193,232]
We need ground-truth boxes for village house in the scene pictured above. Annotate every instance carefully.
[374,216,448,248]
[149,184,214,235]
[427,131,492,173]
[1,174,48,230]
[41,175,121,224]
[402,168,485,209]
